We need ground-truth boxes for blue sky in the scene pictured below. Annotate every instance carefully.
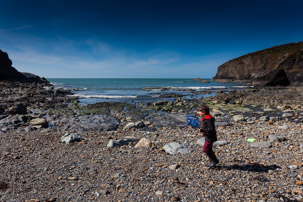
[0,0,302,78]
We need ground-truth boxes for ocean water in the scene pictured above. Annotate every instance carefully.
[47,78,247,104]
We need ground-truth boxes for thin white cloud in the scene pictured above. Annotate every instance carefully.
[0,25,32,32]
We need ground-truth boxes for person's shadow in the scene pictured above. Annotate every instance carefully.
[215,163,280,173]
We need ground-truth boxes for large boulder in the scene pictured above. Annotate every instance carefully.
[213,42,303,86]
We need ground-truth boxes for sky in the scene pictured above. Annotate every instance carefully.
[0,0,303,78]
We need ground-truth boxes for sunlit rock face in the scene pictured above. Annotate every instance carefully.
[213,42,303,86]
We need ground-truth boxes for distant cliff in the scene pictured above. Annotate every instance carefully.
[0,49,48,83]
[213,42,303,86]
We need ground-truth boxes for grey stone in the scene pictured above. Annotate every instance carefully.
[156,191,163,196]
[107,138,139,148]
[163,142,190,154]
[268,170,274,174]
[135,121,146,128]
[282,113,293,118]
[259,116,269,121]
[60,133,82,143]
[215,121,231,126]
[268,134,279,142]
[53,115,120,132]
[250,141,271,148]
[214,140,229,147]
[24,126,35,132]
[196,138,205,146]
[278,125,288,130]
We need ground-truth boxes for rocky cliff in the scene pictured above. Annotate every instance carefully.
[213,42,303,86]
[0,49,27,81]
[0,49,48,83]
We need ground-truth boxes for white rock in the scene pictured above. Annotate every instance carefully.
[282,113,293,118]
[289,165,298,170]
[278,125,288,130]
[30,118,48,127]
[123,122,135,130]
[163,142,190,155]
[232,115,244,122]
[156,191,163,196]
[168,164,180,170]
[60,133,82,143]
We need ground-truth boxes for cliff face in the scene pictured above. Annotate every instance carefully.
[213,42,303,86]
[0,49,48,83]
[0,49,27,81]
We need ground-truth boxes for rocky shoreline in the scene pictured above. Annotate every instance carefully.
[1,82,303,201]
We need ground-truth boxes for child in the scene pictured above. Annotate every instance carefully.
[197,105,219,168]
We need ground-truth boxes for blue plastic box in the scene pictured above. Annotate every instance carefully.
[187,115,199,128]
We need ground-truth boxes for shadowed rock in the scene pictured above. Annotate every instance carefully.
[0,49,27,81]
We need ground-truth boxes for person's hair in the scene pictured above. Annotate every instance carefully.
[198,105,209,114]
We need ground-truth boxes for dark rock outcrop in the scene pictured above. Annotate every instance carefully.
[22,72,49,83]
[0,49,27,81]
[0,49,49,83]
[213,42,303,86]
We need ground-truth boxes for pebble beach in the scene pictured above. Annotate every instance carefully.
[1,81,303,202]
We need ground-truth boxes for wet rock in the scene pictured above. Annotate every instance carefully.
[163,142,190,154]
[153,100,168,106]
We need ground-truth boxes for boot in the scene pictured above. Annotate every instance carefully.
[209,152,219,165]
[205,153,219,168]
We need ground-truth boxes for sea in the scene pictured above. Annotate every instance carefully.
[47,78,248,104]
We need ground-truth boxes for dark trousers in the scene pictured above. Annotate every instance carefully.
[203,141,214,155]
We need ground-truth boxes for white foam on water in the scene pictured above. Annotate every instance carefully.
[73,94,138,99]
